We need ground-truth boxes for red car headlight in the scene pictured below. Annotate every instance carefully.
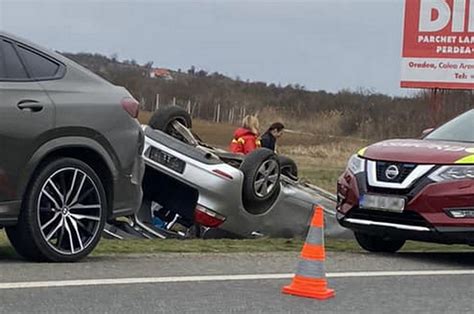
[429,166,474,182]
[347,154,365,175]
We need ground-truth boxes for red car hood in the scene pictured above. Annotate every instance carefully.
[360,139,474,164]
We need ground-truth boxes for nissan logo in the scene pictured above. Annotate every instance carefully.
[385,165,400,180]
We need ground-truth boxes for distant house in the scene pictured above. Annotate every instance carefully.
[150,68,173,80]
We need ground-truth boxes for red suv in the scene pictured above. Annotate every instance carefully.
[337,109,474,252]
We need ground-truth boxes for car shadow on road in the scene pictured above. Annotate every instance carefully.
[392,251,474,267]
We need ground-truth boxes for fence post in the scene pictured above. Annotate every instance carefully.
[155,93,160,111]
[228,108,231,123]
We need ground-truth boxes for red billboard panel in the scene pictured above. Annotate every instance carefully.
[401,0,474,89]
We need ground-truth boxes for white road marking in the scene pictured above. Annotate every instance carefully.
[327,269,474,278]
[1,269,474,290]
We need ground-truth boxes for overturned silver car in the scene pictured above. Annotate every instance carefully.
[106,106,341,239]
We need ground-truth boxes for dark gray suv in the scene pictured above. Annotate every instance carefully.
[0,32,144,262]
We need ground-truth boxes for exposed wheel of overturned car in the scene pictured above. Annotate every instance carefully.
[149,106,192,141]
[240,148,281,214]
[278,155,298,179]
[354,232,405,253]
[6,158,107,262]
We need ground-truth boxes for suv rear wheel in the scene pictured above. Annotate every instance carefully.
[354,232,405,253]
[6,158,107,262]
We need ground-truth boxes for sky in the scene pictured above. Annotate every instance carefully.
[0,0,410,96]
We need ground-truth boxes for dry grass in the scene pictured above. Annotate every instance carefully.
[279,142,365,166]
[138,111,152,124]
[279,141,368,192]
[257,107,347,139]
[139,110,371,192]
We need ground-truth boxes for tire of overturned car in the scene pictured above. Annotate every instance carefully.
[149,106,192,135]
[240,148,281,215]
[278,155,298,179]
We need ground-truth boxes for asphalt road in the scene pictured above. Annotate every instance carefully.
[1,251,474,313]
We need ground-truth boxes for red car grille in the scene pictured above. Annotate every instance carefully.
[376,162,417,183]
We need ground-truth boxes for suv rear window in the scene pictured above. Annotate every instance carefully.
[0,40,28,80]
[17,45,60,79]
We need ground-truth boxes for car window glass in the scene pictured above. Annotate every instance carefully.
[17,45,59,79]
[425,110,474,143]
[1,41,28,79]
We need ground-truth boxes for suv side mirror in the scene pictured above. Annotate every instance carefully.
[421,128,434,138]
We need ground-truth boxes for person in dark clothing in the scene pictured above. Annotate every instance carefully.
[260,122,285,152]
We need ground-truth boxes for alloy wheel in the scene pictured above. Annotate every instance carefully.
[37,167,102,255]
[254,159,279,198]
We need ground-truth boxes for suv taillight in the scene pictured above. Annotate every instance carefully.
[121,97,139,119]
[194,205,226,228]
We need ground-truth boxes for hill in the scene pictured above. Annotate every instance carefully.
[62,52,473,140]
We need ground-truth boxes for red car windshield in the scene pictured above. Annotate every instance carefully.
[425,110,474,143]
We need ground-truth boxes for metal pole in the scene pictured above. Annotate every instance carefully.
[429,88,443,126]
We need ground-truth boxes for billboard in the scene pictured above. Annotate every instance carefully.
[401,0,474,89]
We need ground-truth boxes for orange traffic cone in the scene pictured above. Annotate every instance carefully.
[282,205,335,300]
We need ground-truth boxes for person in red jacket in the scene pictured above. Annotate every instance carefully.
[229,115,261,154]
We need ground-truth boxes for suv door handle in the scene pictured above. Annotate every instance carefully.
[17,99,44,112]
